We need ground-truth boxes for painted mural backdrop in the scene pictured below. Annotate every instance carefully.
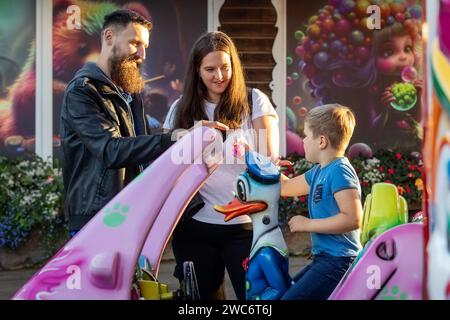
[51,0,207,158]
[0,0,207,158]
[286,0,423,156]
[0,1,36,156]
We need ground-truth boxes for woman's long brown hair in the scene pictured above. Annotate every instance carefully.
[173,31,250,129]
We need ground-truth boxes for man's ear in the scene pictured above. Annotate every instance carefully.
[103,28,114,46]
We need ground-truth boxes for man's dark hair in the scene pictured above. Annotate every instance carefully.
[102,9,152,32]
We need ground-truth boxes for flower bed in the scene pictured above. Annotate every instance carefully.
[279,150,423,224]
[0,155,67,265]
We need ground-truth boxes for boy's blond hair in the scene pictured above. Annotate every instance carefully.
[305,104,356,152]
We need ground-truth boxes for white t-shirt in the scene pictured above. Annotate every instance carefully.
[163,88,279,225]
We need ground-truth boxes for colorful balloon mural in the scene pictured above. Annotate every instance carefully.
[286,0,424,152]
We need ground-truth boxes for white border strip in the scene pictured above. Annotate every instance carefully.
[208,0,225,31]
[35,0,53,161]
[271,0,286,156]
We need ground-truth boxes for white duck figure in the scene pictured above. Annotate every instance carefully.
[214,151,291,299]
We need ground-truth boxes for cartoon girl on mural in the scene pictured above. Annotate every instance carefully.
[371,21,422,150]
[295,0,423,151]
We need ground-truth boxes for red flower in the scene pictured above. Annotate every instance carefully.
[300,196,306,203]
[406,186,411,193]
[386,180,391,183]
[395,153,402,159]
[408,173,414,178]
[379,166,384,172]
[388,168,395,175]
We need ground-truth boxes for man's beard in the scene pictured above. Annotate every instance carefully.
[109,49,144,94]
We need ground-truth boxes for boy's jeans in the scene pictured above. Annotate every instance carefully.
[281,253,355,300]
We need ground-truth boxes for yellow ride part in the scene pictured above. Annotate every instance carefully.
[360,183,408,247]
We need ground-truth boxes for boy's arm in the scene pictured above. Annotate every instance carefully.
[289,189,362,234]
[280,173,310,197]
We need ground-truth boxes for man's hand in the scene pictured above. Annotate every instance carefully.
[288,215,310,233]
[173,120,228,142]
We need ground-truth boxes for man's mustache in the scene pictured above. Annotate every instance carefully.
[123,55,142,66]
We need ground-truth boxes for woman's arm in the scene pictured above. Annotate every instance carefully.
[252,112,307,197]
[252,115,279,160]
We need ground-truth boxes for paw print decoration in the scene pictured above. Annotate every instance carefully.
[103,203,130,228]
[379,285,408,300]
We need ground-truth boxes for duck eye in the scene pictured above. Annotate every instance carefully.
[237,180,246,202]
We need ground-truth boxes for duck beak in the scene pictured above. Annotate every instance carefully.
[214,197,267,222]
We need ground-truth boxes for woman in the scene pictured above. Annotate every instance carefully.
[163,31,279,300]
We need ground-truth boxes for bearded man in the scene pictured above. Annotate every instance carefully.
[60,10,228,234]
[59,10,167,233]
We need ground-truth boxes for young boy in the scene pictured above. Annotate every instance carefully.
[280,104,363,300]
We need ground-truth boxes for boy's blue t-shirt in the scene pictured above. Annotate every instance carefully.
[304,157,362,257]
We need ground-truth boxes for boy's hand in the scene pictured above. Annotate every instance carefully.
[272,156,293,167]
[288,215,310,233]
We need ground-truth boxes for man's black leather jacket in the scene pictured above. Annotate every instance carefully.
[60,62,173,230]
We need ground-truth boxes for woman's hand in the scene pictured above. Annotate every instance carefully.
[232,139,250,160]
